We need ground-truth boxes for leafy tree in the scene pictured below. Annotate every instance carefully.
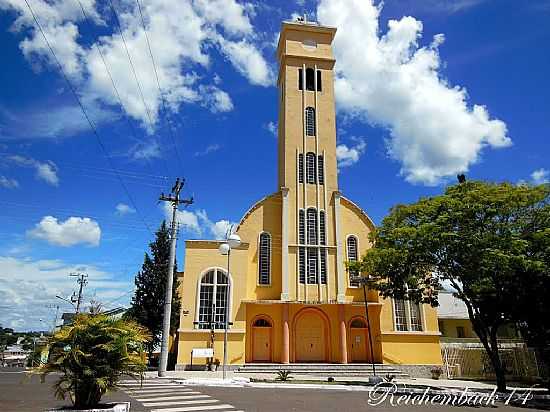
[126,221,181,360]
[37,312,149,409]
[350,181,550,392]
[507,200,550,388]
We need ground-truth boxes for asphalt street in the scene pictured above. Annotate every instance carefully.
[0,370,546,412]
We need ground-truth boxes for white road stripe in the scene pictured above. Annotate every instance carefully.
[135,394,208,402]
[121,384,185,388]
[143,399,219,407]
[132,391,200,398]
[126,388,192,394]
[151,405,235,412]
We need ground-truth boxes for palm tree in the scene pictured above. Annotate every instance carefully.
[37,312,150,409]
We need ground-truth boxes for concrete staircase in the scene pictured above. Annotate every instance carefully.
[236,363,409,378]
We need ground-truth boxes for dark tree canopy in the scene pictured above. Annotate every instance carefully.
[351,181,550,391]
[126,221,181,357]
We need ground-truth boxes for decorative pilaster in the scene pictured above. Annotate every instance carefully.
[281,187,290,301]
[334,192,346,302]
[338,304,348,364]
[282,303,290,364]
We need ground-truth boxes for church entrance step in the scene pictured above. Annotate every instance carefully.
[236,363,409,378]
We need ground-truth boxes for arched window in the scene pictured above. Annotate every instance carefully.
[197,269,229,329]
[306,68,315,91]
[350,318,367,328]
[317,155,324,185]
[298,153,304,184]
[306,152,316,184]
[347,235,359,287]
[258,232,271,285]
[253,318,271,327]
[305,107,316,136]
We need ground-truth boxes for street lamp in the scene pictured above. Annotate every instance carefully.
[218,232,241,380]
[351,273,382,384]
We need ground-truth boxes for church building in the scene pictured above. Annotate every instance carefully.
[176,19,442,371]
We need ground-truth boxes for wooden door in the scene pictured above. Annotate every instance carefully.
[253,327,271,362]
[350,329,368,362]
[295,311,326,362]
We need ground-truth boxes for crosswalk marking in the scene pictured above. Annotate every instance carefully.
[121,380,242,412]
[151,405,235,412]
[135,394,208,402]
[126,388,193,394]
[143,399,219,407]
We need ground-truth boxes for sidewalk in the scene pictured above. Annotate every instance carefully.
[145,370,546,393]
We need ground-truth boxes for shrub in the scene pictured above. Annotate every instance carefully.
[36,313,150,409]
[276,370,293,381]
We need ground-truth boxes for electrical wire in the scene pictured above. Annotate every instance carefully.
[134,0,185,177]
[23,0,155,236]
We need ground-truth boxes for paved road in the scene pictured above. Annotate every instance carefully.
[118,379,545,412]
[1,370,545,412]
[0,369,146,411]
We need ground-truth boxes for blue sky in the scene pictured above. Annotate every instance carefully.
[0,0,548,331]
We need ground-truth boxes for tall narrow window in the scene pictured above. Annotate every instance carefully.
[305,107,316,136]
[299,209,306,284]
[306,152,316,184]
[394,299,408,331]
[298,68,303,90]
[298,153,304,184]
[306,208,317,245]
[317,155,324,185]
[347,236,359,287]
[316,70,322,91]
[198,269,229,330]
[306,68,315,91]
[320,248,327,284]
[409,302,423,331]
[319,211,326,245]
[307,248,318,284]
[258,232,271,285]
[299,247,306,284]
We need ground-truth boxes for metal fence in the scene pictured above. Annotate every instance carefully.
[441,342,541,381]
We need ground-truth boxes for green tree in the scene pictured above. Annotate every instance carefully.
[350,181,550,392]
[507,200,550,388]
[126,221,181,360]
[37,312,149,409]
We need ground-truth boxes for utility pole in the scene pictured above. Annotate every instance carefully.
[70,272,88,313]
[158,178,193,377]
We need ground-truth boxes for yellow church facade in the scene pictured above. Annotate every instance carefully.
[176,20,442,371]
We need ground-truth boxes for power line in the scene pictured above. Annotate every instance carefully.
[106,0,175,178]
[74,0,162,179]
[23,0,154,235]
[134,0,185,177]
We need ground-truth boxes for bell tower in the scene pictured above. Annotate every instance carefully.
[276,20,340,302]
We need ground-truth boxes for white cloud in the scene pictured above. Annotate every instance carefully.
[0,175,19,189]
[162,204,233,239]
[115,203,136,215]
[317,0,511,185]
[336,137,366,167]
[0,256,129,330]
[201,86,234,113]
[194,144,221,157]
[27,216,101,247]
[9,155,59,186]
[217,38,274,86]
[531,168,549,185]
[127,140,161,160]
[264,121,277,137]
[0,0,271,132]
